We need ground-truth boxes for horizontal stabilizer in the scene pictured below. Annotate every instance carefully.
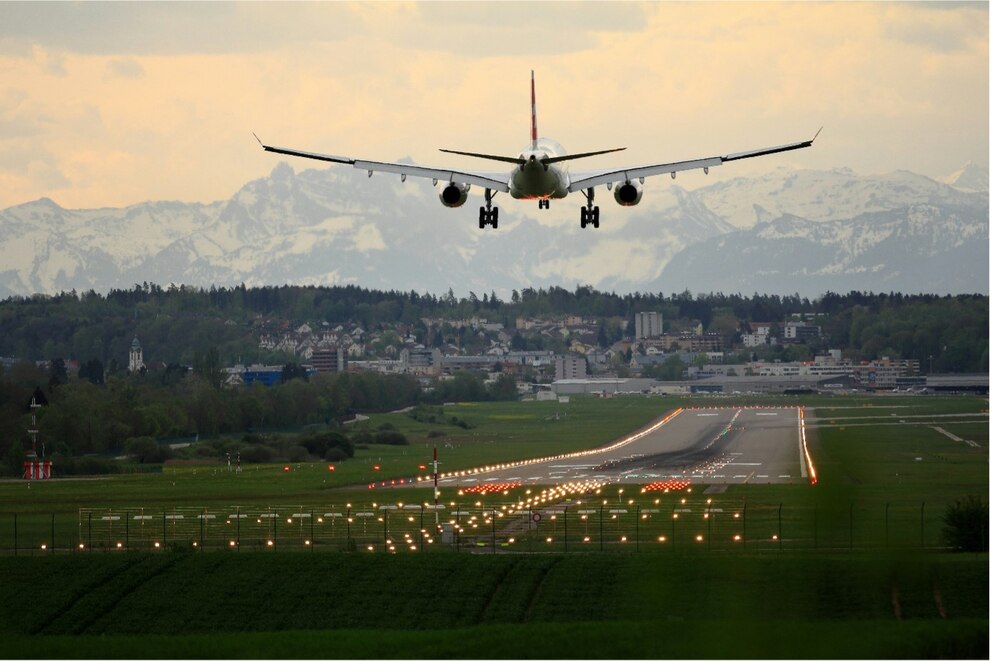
[541,147,626,165]
[439,149,525,165]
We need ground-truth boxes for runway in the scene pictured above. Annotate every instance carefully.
[434,407,808,489]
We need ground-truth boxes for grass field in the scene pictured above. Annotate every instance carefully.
[0,393,987,658]
[0,552,987,658]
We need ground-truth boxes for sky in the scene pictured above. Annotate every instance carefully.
[0,1,987,211]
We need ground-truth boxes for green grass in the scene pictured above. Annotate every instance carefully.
[0,552,986,658]
[0,393,987,658]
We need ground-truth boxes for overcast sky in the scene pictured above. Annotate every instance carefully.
[0,1,987,210]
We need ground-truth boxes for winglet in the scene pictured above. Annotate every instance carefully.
[812,127,823,143]
[252,131,264,149]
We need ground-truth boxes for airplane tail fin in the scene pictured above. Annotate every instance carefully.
[530,70,538,150]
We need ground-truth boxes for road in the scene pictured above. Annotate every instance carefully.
[434,407,807,489]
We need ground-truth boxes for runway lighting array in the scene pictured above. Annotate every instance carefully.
[642,479,692,492]
[461,482,521,495]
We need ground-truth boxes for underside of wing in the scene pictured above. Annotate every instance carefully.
[254,136,510,192]
[568,132,819,192]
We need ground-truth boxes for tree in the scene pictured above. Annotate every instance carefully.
[942,495,989,552]
[193,347,223,390]
[78,359,105,385]
[281,362,309,383]
[489,373,518,401]
[48,358,68,389]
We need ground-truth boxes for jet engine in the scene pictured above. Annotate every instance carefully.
[439,182,471,208]
[613,180,643,206]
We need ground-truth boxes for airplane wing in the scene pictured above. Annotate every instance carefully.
[567,130,820,192]
[254,135,511,192]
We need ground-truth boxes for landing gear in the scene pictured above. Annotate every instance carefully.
[538,199,550,210]
[479,189,498,229]
[580,187,600,228]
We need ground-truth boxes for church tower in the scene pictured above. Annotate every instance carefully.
[128,336,145,373]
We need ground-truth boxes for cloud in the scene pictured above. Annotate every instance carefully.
[105,58,145,79]
[0,2,985,212]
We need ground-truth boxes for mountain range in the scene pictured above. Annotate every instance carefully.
[0,161,986,299]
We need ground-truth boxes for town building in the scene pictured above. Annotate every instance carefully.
[311,346,348,374]
[555,356,587,381]
[128,337,145,373]
[635,312,663,340]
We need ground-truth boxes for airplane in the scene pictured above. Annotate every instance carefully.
[255,71,819,230]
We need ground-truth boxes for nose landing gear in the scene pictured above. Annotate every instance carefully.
[580,188,599,228]
[538,199,550,210]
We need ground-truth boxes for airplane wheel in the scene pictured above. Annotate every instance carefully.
[491,217,498,229]
[580,207,588,228]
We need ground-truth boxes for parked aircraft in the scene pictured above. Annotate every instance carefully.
[256,72,818,229]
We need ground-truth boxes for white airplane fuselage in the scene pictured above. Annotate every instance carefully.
[509,138,570,200]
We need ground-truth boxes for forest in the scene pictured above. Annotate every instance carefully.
[0,283,987,373]
[0,284,986,476]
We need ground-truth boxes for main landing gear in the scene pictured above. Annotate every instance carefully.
[479,189,498,229]
[538,199,550,210]
[580,187,599,228]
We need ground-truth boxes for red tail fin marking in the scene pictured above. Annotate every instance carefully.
[530,70,538,149]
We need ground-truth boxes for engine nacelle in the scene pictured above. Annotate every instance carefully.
[613,180,643,207]
[439,182,471,208]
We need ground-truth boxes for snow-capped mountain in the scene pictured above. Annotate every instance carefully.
[0,163,986,299]
[937,161,989,194]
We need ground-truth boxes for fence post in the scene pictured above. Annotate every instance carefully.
[742,503,747,549]
[599,505,604,552]
[707,508,712,551]
[777,504,782,551]
[920,501,926,549]
[162,511,167,548]
[310,510,314,553]
[671,503,677,549]
[563,506,568,553]
[273,509,278,551]
[200,508,205,551]
[51,513,55,554]
[88,512,92,552]
[13,514,17,556]
[236,507,241,551]
[635,506,640,552]
[419,506,424,553]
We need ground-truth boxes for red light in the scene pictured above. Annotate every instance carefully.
[419,464,427,470]
[328,465,335,472]
[373,465,381,471]
[283,465,290,472]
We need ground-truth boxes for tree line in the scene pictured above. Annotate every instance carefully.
[0,360,519,476]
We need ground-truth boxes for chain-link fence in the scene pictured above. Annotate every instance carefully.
[1,496,953,555]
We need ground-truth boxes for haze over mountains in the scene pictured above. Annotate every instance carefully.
[0,161,986,300]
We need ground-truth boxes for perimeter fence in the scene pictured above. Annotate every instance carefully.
[0,495,956,555]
